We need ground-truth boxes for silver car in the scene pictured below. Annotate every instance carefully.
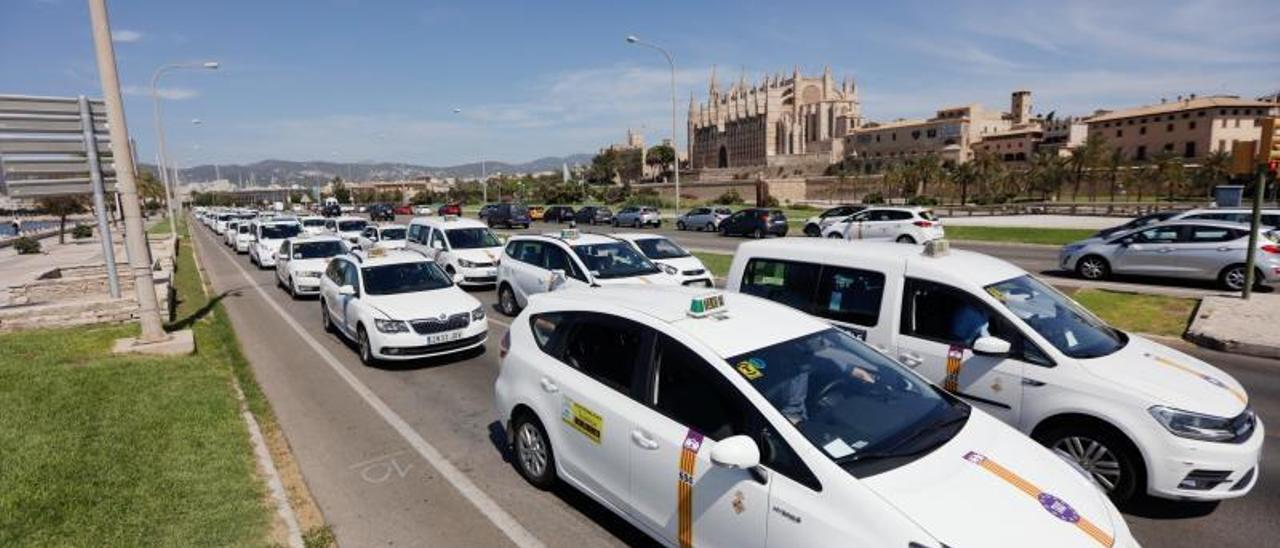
[612,206,662,228]
[1060,220,1280,290]
[676,206,732,231]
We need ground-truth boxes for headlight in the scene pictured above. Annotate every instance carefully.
[1062,244,1085,255]
[458,258,477,268]
[471,306,485,321]
[374,318,409,334]
[661,263,678,276]
[1149,406,1235,442]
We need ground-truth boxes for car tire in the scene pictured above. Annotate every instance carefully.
[288,277,299,300]
[1035,422,1144,505]
[677,221,686,231]
[827,232,843,239]
[719,225,730,237]
[357,325,378,366]
[1076,255,1110,281]
[498,283,521,317]
[753,227,765,239]
[511,411,556,490]
[1219,264,1261,291]
[896,235,916,244]
[705,222,715,232]
[804,223,821,237]
[321,301,335,333]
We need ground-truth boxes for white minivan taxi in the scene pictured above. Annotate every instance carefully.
[613,232,715,287]
[494,230,679,316]
[725,239,1263,504]
[404,216,504,287]
[495,287,1136,547]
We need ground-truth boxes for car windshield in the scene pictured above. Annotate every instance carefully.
[302,219,325,227]
[986,275,1126,359]
[446,228,501,249]
[361,262,452,295]
[379,228,406,240]
[572,242,660,279]
[338,220,367,232]
[293,241,346,259]
[238,225,250,234]
[261,224,301,239]
[729,329,967,478]
[632,237,689,259]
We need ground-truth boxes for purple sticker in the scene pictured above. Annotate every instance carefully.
[962,451,986,464]
[1037,493,1081,523]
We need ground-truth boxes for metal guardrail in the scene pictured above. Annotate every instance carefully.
[928,202,1204,218]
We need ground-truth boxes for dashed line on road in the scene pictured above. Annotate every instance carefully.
[196,228,545,548]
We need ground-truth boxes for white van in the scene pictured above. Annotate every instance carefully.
[405,216,504,287]
[725,238,1262,505]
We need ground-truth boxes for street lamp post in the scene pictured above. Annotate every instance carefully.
[452,108,488,204]
[151,60,217,240]
[626,35,681,217]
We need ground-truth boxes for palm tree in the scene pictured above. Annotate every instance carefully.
[950,162,978,205]
[1067,133,1107,201]
[1029,152,1067,201]
[970,151,1005,202]
[1196,151,1231,198]
[1105,149,1125,203]
[1152,150,1186,201]
[910,154,945,197]
[37,195,87,244]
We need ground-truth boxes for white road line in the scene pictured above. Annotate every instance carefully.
[195,229,544,548]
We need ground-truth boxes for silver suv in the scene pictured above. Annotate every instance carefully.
[612,206,662,228]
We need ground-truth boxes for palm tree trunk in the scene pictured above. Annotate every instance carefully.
[58,214,67,244]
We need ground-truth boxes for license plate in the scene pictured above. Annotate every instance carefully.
[425,330,463,345]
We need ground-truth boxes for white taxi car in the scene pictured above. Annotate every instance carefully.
[821,206,945,244]
[325,216,369,245]
[250,219,303,269]
[300,215,328,236]
[613,232,715,287]
[356,223,408,251]
[726,238,1264,504]
[494,287,1136,547]
[274,235,347,298]
[234,221,255,254]
[495,230,679,316]
[318,249,487,365]
[404,216,505,287]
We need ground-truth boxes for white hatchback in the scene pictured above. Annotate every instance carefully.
[613,232,715,287]
[821,206,944,244]
[404,216,505,287]
[274,235,347,298]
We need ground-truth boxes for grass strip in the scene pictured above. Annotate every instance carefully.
[943,226,1095,246]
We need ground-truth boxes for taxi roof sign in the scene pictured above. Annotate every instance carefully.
[366,246,388,258]
[559,228,580,240]
[687,292,727,318]
[922,239,950,257]
[443,214,459,221]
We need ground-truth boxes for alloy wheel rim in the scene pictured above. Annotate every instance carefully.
[1081,259,1104,279]
[1226,269,1245,289]
[1052,436,1121,491]
[516,423,547,478]
[501,289,514,314]
[360,332,370,361]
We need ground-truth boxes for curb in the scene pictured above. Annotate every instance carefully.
[1182,297,1280,360]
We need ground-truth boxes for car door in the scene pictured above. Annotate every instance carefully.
[628,333,769,548]
[1112,225,1184,275]
[544,244,591,292]
[511,241,549,299]
[841,211,872,240]
[424,227,448,262]
[340,261,362,334]
[322,259,345,327]
[539,312,649,511]
[1177,225,1247,280]
[894,278,1026,424]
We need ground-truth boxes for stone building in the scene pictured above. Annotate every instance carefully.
[844,98,1013,170]
[1084,95,1280,161]
[688,66,862,170]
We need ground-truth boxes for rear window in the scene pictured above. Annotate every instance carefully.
[338,220,368,232]
[918,210,938,221]
[303,219,326,227]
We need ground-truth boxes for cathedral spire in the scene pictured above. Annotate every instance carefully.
[709,65,719,97]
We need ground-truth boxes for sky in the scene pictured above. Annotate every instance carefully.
[3,0,1278,168]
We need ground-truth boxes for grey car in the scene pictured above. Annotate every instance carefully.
[1060,220,1280,290]
[676,206,732,231]
[613,206,662,228]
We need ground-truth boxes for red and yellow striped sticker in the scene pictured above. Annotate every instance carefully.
[943,345,964,392]
[963,451,1114,547]
[677,430,705,548]
[1147,353,1247,404]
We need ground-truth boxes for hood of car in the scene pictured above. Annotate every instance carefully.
[594,272,682,286]
[1078,334,1248,419]
[362,288,480,321]
[654,255,707,272]
[452,247,503,264]
[861,411,1123,548]
[373,240,406,250]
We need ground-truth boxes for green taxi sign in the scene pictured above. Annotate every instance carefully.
[560,228,580,240]
[688,293,727,318]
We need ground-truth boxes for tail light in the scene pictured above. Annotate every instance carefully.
[1261,244,1280,254]
[914,221,934,228]
[499,330,511,359]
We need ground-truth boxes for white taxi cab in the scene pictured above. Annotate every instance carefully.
[318,248,487,365]
[325,216,369,245]
[234,221,256,254]
[356,223,408,251]
[613,233,715,287]
[494,230,679,316]
[404,216,504,287]
[250,219,303,269]
[494,287,1136,547]
[725,238,1263,504]
[274,235,347,298]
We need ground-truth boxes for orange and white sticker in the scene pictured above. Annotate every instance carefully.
[676,430,704,548]
[944,345,965,392]
[1147,353,1248,404]
[964,451,1114,547]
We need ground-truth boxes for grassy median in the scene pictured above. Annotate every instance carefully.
[943,226,1095,246]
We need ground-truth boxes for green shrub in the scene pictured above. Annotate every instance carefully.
[625,189,670,208]
[864,192,886,204]
[713,189,742,205]
[906,195,939,206]
[14,236,41,254]
[72,224,93,239]
[763,195,780,207]
[789,203,816,211]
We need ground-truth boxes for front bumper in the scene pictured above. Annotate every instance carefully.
[1146,417,1264,500]
[678,276,715,288]
[236,240,251,252]
[371,322,489,360]
[291,275,322,294]
[458,265,499,286]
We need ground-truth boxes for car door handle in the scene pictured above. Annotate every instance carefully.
[631,429,659,450]
[539,378,559,393]
[1022,378,1046,387]
[1217,246,1232,252]
[898,354,923,367]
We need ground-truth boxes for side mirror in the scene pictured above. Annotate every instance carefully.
[1119,237,1134,247]
[338,285,356,296]
[710,435,761,469]
[973,336,1012,356]
[548,269,567,290]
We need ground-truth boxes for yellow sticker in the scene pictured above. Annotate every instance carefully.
[736,361,764,380]
[562,399,603,444]
[985,287,1006,302]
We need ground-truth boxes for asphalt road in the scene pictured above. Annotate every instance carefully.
[192,218,1276,547]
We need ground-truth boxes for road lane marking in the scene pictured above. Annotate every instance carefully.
[195,228,545,548]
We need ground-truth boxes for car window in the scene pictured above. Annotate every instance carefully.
[849,211,870,222]
[361,261,452,295]
[1133,226,1181,243]
[343,261,360,289]
[446,228,501,249]
[814,266,885,327]
[572,242,660,279]
[295,240,346,259]
[380,228,406,240]
[632,237,690,260]
[325,260,344,283]
[279,241,290,255]
[428,228,448,249]
[516,241,546,266]
[338,220,368,232]
[408,224,425,243]
[740,258,819,312]
[887,211,914,221]
[918,210,938,222]
[529,313,565,351]
[559,314,646,394]
[545,245,587,282]
[1186,226,1238,243]
[650,334,747,441]
[900,278,996,347]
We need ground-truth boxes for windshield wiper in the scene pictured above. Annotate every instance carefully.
[835,411,970,466]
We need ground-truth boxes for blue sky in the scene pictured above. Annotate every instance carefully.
[4,0,1277,167]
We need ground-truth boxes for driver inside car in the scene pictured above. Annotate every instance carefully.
[772,335,879,425]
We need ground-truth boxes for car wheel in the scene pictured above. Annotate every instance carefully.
[827,232,843,239]
[1076,255,1110,281]
[753,227,765,239]
[498,284,521,317]
[677,221,686,231]
[611,219,618,227]
[1219,264,1260,291]
[705,222,715,232]
[1036,423,1144,505]
[288,277,299,300]
[357,326,377,366]
[896,235,916,244]
[719,225,730,237]
[804,223,820,237]
[511,412,556,490]
[321,301,335,333]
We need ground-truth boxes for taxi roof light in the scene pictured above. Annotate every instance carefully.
[443,214,459,221]
[687,292,727,318]
[366,246,388,258]
[923,239,950,257]
[560,228,580,240]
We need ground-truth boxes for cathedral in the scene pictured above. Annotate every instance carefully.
[688,66,862,170]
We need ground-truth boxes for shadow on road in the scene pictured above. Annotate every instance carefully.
[1122,494,1220,519]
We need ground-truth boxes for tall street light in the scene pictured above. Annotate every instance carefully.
[452,107,488,203]
[626,34,681,217]
[151,60,218,240]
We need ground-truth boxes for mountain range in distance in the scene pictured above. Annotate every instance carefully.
[152,154,594,187]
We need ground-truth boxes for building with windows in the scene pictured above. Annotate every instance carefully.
[843,91,1032,170]
[688,66,862,170]
[1085,95,1279,161]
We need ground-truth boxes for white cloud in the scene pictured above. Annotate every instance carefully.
[123,85,199,100]
[112,29,143,43]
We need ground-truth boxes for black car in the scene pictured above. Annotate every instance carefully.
[368,204,396,222]
[802,204,867,236]
[321,203,342,217]
[543,205,576,223]
[719,208,788,238]
[478,203,499,221]
[573,206,613,225]
[1093,211,1179,238]
[485,203,532,229]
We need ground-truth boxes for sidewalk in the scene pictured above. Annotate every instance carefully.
[1185,293,1280,359]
